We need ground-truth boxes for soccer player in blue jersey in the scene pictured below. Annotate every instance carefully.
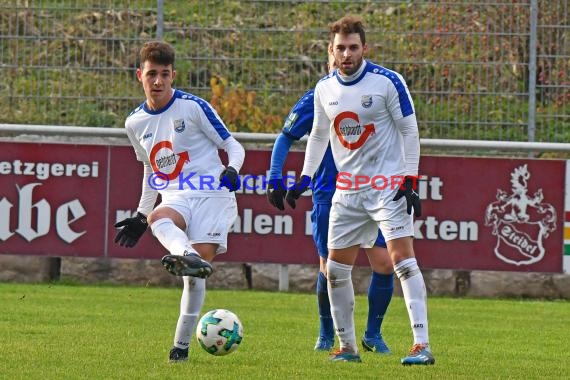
[267,53,394,355]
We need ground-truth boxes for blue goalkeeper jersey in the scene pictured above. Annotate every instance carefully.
[268,89,336,205]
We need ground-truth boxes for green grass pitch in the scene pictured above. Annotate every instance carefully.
[1,282,568,379]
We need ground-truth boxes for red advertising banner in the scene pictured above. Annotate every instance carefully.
[0,142,565,272]
[0,143,107,257]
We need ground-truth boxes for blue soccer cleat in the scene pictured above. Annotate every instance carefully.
[161,252,213,278]
[329,348,362,363]
[314,336,335,351]
[401,344,435,365]
[361,333,391,354]
[168,347,188,363]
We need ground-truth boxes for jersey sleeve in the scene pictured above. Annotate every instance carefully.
[388,73,420,175]
[301,84,330,178]
[268,133,295,180]
[268,90,314,180]
[386,72,415,120]
[125,122,149,163]
[192,97,232,146]
[281,89,315,140]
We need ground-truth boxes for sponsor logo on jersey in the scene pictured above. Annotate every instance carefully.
[141,133,153,141]
[328,101,338,106]
[173,119,186,133]
[149,140,189,180]
[361,95,373,108]
[333,111,375,150]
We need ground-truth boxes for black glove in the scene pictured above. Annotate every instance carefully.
[219,166,240,191]
[285,175,312,209]
[393,176,421,217]
[267,179,287,210]
[114,212,148,247]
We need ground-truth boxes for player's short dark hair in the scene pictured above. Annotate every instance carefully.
[139,41,175,68]
[329,15,366,45]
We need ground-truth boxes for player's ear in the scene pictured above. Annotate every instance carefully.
[136,68,143,82]
[362,43,369,55]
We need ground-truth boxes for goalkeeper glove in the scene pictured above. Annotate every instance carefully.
[392,176,421,217]
[219,166,240,191]
[285,175,312,209]
[114,212,148,247]
[267,179,287,211]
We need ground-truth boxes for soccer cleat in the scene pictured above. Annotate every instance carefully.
[314,336,334,351]
[168,347,188,362]
[401,343,435,365]
[329,348,362,363]
[161,252,213,278]
[361,333,391,354]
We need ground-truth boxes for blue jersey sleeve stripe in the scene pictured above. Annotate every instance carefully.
[176,90,231,140]
[371,64,414,117]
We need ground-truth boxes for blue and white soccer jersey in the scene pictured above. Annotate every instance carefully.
[125,89,243,251]
[125,89,240,199]
[272,88,386,256]
[303,60,420,246]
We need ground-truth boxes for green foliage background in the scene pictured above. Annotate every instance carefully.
[0,1,567,142]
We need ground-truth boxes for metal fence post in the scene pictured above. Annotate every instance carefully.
[156,0,164,39]
[528,0,538,143]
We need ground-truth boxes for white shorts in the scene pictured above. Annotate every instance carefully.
[328,186,414,249]
[155,195,237,255]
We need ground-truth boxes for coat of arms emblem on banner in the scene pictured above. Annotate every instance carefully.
[484,164,557,266]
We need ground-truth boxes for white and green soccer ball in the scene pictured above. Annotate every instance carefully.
[196,309,243,356]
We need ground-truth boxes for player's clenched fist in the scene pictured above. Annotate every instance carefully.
[114,212,148,247]
[266,179,287,210]
[219,166,240,191]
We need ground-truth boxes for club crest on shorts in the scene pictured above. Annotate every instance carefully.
[484,164,557,266]
[361,95,373,108]
[173,119,186,133]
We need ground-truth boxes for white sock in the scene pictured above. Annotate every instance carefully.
[326,259,357,353]
[173,277,206,349]
[150,218,191,256]
[394,257,429,345]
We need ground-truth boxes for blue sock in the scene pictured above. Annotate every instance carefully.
[365,272,394,338]
[317,271,334,339]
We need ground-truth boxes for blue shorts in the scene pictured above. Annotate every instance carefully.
[311,203,386,259]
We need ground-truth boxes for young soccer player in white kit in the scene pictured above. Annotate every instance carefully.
[287,15,435,365]
[113,41,245,362]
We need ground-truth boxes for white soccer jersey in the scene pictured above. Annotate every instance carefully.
[302,60,420,193]
[125,89,244,199]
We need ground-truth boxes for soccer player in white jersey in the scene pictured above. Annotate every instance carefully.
[286,16,434,365]
[113,41,245,363]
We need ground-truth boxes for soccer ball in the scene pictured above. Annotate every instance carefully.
[196,309,243,356]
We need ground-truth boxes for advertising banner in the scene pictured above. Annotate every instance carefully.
[0,142,565,272]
